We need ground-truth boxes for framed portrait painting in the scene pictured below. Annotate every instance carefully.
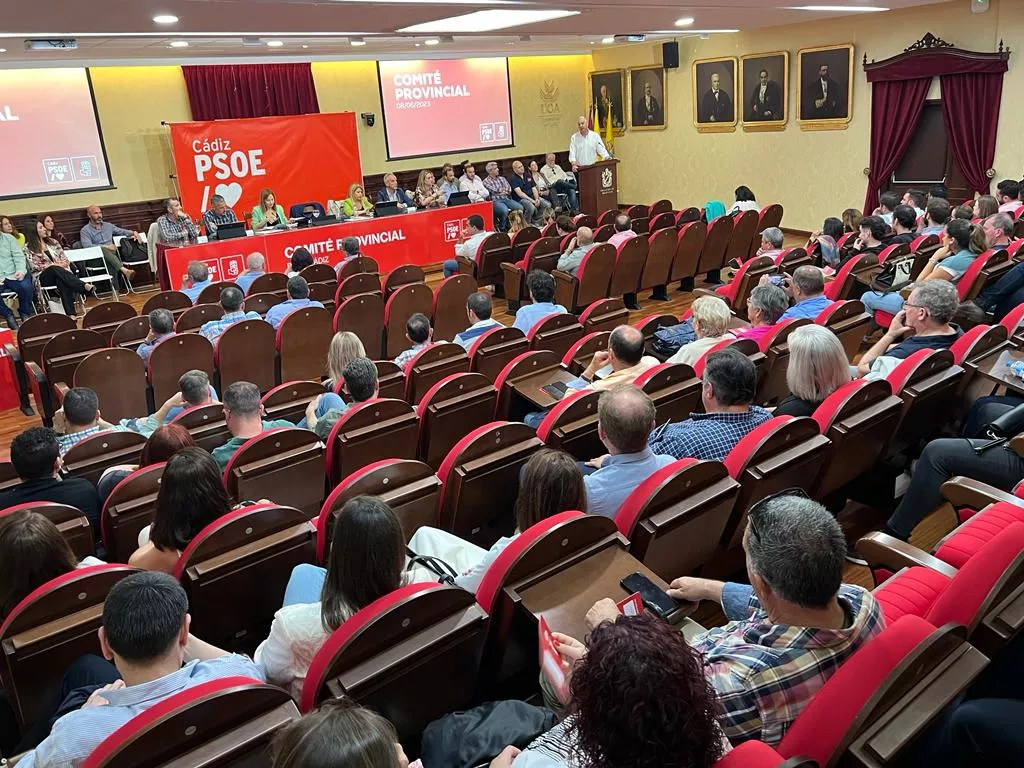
[589,69,626,136]
[692,56,738,133]
[740,51,789,132]
[797,44,854,131]
[628,65,667,130]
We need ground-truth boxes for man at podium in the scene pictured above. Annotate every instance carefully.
[568,115,610,171]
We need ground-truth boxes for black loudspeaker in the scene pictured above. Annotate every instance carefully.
[663,41,679,70]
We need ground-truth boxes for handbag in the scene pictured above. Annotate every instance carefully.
[406,547,457,585]
[872,257,914,293]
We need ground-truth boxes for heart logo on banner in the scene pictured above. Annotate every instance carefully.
[215,182,243,208]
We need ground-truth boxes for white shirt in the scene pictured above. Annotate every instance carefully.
[540,163,570,186]
[821,79,828,98]
[728,200,760,214]
[459,174,490,203]
[759,84,767,102]
[568,130,609,167]
[255,602,336,701]
[455,230,492,261]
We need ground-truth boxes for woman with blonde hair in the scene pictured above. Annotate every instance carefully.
[667,295,736,367]
[326,331,366,392]
[841,208,862,233]
[776,325,851,417]
[506,209,526,236]
[414,170,445,209]
[340,183,374,217]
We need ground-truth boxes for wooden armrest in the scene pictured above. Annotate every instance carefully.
[692,287,727,305]
[551,270,575,284]
[499,262,522,277]
[25,360,55,425]
[3,341,20,364]
[940,476,1024,511]
[855,531,959,579]
[54,382,70,404]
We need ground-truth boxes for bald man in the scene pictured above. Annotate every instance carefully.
[581,386,675,518]
[557,226,596,276]
[79,205,139,283]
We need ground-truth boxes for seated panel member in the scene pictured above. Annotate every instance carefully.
[377,173,414,208]
[648,348,772,461]
[201,194,238,237]
[78,204,139,283]
[413,170,445,210]
[340,183,374,217]
[439,163,462,204]
[539,153,579,212]
[482,161,523,232]
[251,188,288,231]
[512,270,567,334]
[454,291,504,349]
[443,214,492,279]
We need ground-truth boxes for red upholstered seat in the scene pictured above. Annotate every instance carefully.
[957,248,1007,302]
[935,501,1024,569]
[872,566,950,624]
[1000,302,1024,335]
[715,254,772,304]
[824,253,874,301]
[776,615,936,767]
[713,740,797,768]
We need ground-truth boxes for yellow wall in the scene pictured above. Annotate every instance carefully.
[3,55,592,217]
[592,0,1023,231]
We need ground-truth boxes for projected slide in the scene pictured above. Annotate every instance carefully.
[378,58,514,160]
[0,68,112,199]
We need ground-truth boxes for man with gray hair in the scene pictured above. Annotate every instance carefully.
[235,252,266,294]
[376,172,413,208]
[180,260,212,304]
[557,226,596,276]
[265,275,324,331]
[199,286,264,343]
[136,308,176,365]
[581,386,674,518]
[338,237,362,268]
[482,161,522,232]
[202,193,238,236]
[666,493,883,745]
[969,213,1022,320]
[212,381,294,469]
[856,280,962,379]
[766,264,832,321]
[755,227,785,261]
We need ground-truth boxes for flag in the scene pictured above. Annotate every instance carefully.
[603,107,614,154]
[590,102,599,131]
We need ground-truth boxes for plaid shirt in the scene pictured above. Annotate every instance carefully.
[482,174,513,200]
[157,214,200,246]
[394,341,432,372]
[648,407,772,461]
[201,207,238,234]
[199,310,264,343]
[693,583,884,746]
[56,424,127,456]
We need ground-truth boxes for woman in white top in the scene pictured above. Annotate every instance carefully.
[256,496,408,700]
[727,185,760,215]
[668,296,736,368]
[528,159,552,206]
[407,449,587,593]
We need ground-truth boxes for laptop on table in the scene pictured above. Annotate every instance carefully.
[213,221,247,241]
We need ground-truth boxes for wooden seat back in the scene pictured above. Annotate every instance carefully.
[81,302,137,344]
[468,326,529,382]
[404,343,470,405]
[416,372,498,470]
[535,389,602,460]
[72,348,148,423]
[168,402,229,452]
[260,381,324,424]
[578,297,628,333]
[63,430,146,487]
[243,291,284,316]
[276,306,333,382]
[110,316,150,350]
[223,428,325,518]
[147,333,215,405]
[635,362,702,423]
[101,463,165,563]
[335,272,382,303]
[552,242,615,313]
[14,313,77,369]
[384,284,434,359]
[608,236,648,298]
[526,313,584,361]
[337,256,379,280]
[671,221,707,283]
[326,398,419,485]
[174,303,224,333]
[817,299,871,361]
[725,210,759,267]
[334,292,384,358]
[300,263,337,284]
[463,233,511,287]
[511,227,542,264]
[246,273,288,297]
[196,281,239,305]
[40,328,106,394]
[697,215,733,276]
[560,331,609,375]
[638,227,676,292]
[141,290,192,318]
[754,318,812,405]
[887,349,964,446]
[214,319,277,392]
[431,274,477,343]
[383,264,426,297]
[0,502,94,561]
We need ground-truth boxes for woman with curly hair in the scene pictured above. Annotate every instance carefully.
[512,614,728,768]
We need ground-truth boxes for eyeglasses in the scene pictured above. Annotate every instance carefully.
[747,487,810,541]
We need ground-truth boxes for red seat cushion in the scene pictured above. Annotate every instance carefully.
[934,501,1024,569]
[872,566,951,624]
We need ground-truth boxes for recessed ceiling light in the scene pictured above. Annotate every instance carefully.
[302,44,309,48]
[153,14,178,24]
[424,38,440,45]
[350,36,366,46]
[266,40,284,47]
[0,48,6,53]
[601,37,614,44]
[675,17,695,26]
[650,28,740,34]
[786,5,889,10]
[414,42,421,47]
[399,9,579,33]
[169,40,189,48]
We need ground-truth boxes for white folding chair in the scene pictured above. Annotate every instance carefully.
[114,234,155,294]
[64,246,118,305]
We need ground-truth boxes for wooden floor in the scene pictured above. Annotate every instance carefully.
[0,246,958,603]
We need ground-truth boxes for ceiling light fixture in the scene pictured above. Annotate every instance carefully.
[169,40,189,48]
[0,49,7,53]
[786,5,889,11]
[302,44,309,48]
[266,40,284,47]
[424,38,440,45]
[152,14,178,24]
[399,9,579,34]
[675,17,695,26]
[350,36,366,46]
[649,28,740,35]
[601,37,614,44]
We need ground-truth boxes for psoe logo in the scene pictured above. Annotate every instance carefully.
[443,219,465,242]
[0,106,20,121]
[601,167,613,190]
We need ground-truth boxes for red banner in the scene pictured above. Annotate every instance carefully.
[169,113,362,221]
[161,203,493,288]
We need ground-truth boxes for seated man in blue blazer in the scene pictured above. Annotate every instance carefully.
[377,173,414,208]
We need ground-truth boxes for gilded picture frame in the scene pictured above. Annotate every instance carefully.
[797,43,854,131]
[588,68,627,136]
[740,51,789,133]
[628,65,667,131]
[692,56,738,133]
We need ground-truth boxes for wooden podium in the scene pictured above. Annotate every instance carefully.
[576,158,619,215]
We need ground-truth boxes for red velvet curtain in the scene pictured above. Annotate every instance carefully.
[863,78,931,215]
[940,72,1004,196]
[182,63,319,121]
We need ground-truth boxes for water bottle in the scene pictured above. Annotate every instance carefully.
[1008,360,1024,381]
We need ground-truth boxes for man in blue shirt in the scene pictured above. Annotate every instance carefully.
[136,308,176,365]
[767,265,833,322]
[234,252,265,294]
[199,286,264,344]
[180,261,213,303]
[265,275,324,331]
[649,348,772,461]
[79,205,140,284]
[454,291,503,350]
[513,270,567,335]
[581,386,675,518]
[16,571,263,767]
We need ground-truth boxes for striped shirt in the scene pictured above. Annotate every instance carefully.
[394,341,432,372]
[454,319,503,350]
[16,655,264,768]
[199,310,264,343]
[693,583,884,746]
